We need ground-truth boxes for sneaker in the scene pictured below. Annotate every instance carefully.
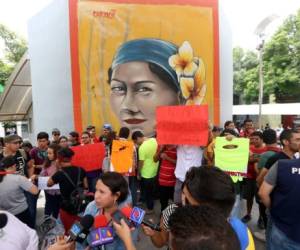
[257,217,265,230]
[253,230,266,242]
[241,214,252,223]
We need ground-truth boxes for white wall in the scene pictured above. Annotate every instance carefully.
[28,0,74,138]
[219,0,233,126]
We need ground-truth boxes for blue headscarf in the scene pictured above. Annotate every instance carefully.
[111,38,180,91]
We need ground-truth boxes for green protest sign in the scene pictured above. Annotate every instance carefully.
[214,137,249,182]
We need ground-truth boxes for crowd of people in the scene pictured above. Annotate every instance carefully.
[0,119,300,250]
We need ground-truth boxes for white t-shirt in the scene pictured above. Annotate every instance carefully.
[0,210,38,250]
[175,145,203,182]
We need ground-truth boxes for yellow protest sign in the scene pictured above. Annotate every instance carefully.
[214,137,249,182]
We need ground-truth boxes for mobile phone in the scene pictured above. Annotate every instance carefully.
[111,210,131,226]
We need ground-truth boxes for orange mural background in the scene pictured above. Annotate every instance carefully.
[69,0,219,134]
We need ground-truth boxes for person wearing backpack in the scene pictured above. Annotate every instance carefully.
[47,147,88,233]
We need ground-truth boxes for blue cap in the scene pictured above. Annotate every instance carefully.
[103,123,112,130]
[111,38,179,91]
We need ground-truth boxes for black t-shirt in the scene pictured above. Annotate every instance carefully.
[264,152,291,170]
[0,150,28,177]
[52,166,86,200]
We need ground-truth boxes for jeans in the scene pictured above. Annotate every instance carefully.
[230,194,242,219]
[44,192,61,218]
[15,208,33,228]
[268,222,300,250]
[141,177,155,210]
[128,176,138,207]
[25,191,40,228]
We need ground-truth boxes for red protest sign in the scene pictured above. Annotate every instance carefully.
[71,143,105,172]
[156,105,208,146]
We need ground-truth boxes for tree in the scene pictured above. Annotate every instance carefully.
[233,47,259,104]
[263,10,300,103]
[234,9,300,104]
[0,24,27,89]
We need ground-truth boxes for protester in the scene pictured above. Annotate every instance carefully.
[254,129,281,240]
[29,131,49,226]
[169,205,240,250]
[40,143,61,218]
[242,131,266,224]
[143,166,255,250]
[99,123,113,143]
[205,126,222,166]
[173,145,203,203]
[256,129,300,185]
[58,136,69,148]
[0,210,39,250]
[51,128,61,144]
[138,136,159,214]
[82,172,136,250]
[68,131,80,146]
[81,131,91,145]
[259,157,300,249]
[224,120,236,130]
[153,144,177,211]
[0,134,31,177]
[47,147,88,232]
[80,131,101,192]
[0,156,39,228]
[240,119,255,138]
[86,125,99,143]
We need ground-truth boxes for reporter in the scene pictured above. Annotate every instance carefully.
[112,219,136,250]
[48,236,75,250]
[0,156,38,228]
[0,210,38,250]
[142,166,255,250]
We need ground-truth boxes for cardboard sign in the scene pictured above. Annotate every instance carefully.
[156,105,208,146]
[111,140,134,174]
[214,137,250,180]
[71,143,105,172]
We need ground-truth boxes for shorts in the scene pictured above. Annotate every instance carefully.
[242,178,257,200]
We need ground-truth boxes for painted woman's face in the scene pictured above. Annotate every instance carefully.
[110,62,180,137]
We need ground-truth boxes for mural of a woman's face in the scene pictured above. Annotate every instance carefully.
[110,61,180,137]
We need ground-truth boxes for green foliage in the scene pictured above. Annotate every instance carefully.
[233,47,259,104]
[0,24,27,90]
[234,9,300,104]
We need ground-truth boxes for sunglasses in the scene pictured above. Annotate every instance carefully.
[53,133,60,136]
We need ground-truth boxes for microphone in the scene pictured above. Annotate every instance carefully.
[67,214,94,243]
[90,215,114,247]
[0,213,8,229]
[120,207,161,231]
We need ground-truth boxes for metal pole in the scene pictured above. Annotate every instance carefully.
[258,40,264,130]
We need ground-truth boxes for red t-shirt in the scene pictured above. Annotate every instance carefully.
[158,146,177,187]
[247,145,267,179]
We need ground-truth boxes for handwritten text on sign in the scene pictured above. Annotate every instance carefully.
[156,105,208,146]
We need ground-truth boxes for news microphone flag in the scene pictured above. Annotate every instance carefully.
[90,227,114,247]
[130,207,145,225]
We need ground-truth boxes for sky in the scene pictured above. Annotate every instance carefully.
[0,0,300,53]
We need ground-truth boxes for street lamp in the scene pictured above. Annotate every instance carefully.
[254,15,279,130]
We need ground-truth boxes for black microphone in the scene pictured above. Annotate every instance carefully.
[67,214,94,243]
[0,213,8,229]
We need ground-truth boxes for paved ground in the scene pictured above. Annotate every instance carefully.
[36,192,266,250]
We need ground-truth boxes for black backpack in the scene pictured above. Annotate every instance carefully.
[61,169,92,215]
